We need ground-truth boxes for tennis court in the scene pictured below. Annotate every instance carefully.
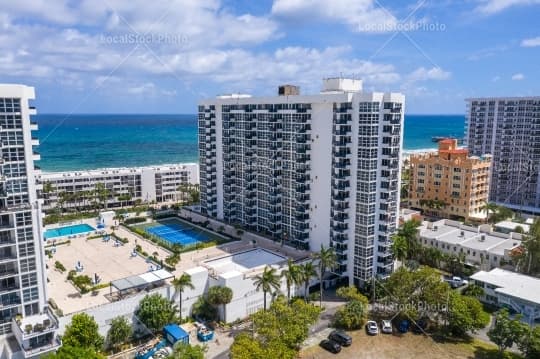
[145,219,211,246]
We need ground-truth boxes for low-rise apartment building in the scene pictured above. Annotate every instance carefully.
[36,164,199,212]
[471,268,540,324]
[417,219,522,270]
[409,139,491,221]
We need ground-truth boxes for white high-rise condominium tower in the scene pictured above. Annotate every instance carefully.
[466,97,540,214]
[198,79,404,286]
[0,85,59,358]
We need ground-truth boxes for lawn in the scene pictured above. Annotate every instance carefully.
[300,330,522,359]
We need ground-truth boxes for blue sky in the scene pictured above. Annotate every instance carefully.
[1,0,539,114]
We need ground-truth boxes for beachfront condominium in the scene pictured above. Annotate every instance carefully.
[37,163,199,213]
[409,138,492,221]
[198,78,404,286]
[0,85,59,358]
[465,97,540,214]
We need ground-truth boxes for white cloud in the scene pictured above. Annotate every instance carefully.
[127,82,156,95]
[271,0,400,33]
[474,0,540,15]
[521,36,540,47]
[511,73,525,80]
[492,75,501,82]
[407,67,451,82]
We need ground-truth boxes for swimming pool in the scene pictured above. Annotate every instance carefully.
[44,223,96,239]
[145,219,211,246]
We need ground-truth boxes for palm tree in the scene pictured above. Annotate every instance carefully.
[207,286,233,321]
[391,235,408,264]
[312,245,337,307]
[172,273,194,322]
[481,202,498,223]
[298,262,317,302]
[280,259,299,304]
[252,266,280,310]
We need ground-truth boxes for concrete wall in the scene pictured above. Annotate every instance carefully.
[309,103,334,251]
[57,286,174,338]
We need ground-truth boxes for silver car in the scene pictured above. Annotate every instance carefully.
[366,320,379,335]
[381,320,393,334]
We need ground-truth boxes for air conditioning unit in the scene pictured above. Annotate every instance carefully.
[433,225,438,231]
[460,230,465,237]
[480,235,486,242]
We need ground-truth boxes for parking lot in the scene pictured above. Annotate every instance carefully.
[300,329,506,359]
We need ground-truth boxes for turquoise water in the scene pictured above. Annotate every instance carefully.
[44,223,96,239]
[35,114,465,171]
[145,219,210,246]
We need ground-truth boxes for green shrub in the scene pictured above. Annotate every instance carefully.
[54,261,66,272]
[124,217,147,225]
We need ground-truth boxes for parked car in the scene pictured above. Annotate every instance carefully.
[398,319,410,333]
[445,276,469,288]
[412,319,428,334]
[320,339,342,354]
[381,320,393,334]
[328,330,352,346]
[366,320,379,335]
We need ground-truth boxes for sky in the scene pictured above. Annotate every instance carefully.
[1,0,539,114]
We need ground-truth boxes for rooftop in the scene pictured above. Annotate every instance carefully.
[419,220,522,252]
[471,268,540,305]
[39,162,198,178]
[494,220,530,233]
[203,248,287,276]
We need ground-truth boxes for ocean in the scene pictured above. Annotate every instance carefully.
[36,114,465,172]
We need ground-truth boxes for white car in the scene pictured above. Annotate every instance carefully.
[381,320,393,334]
[366,320,379,335]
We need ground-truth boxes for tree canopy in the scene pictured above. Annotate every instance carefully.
[334,286,370,330]
[513,219,540,276]
[252,266,281,310]
[172,273,194,322]
[106,316,132,351]
[207,285,233,321]
[447,291,490,336]
[136,293,177,333]
[488,309,526,356]
[44,346,105,359]
[62,313,104,352]
[230,296,321,359]
[167,342,206,359]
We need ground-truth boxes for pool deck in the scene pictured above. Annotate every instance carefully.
[46,217,311,315]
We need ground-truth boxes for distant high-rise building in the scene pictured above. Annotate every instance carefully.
[198,78,405,285]
[0,85,60,358]
[466,97,540,214]
[409,138,492,221]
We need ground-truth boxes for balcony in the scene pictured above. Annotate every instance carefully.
[331,233,348,243]
[331,223,348,232]
[11,308,61,358]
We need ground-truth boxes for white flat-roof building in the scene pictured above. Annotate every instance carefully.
[471,268,540,324]
[181,248,308,322]
[418,219,522,270]
[37,164,199,211]
[199,78,405,286]
[493,220,530,234]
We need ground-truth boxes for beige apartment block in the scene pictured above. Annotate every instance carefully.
[409,139,491,221]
